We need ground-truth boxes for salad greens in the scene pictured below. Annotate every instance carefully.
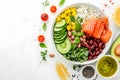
[63,47,89,62]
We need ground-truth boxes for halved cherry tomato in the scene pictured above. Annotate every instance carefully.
[50,5,57,13]
[41,13,48,21]
[38,35,45,42]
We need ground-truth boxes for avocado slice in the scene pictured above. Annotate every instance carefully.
[110,35,120,62]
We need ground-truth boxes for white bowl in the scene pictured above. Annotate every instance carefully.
[96,55,119,79]
[52,3,113,65]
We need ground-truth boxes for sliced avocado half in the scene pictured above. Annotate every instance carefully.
[110,35,120,62]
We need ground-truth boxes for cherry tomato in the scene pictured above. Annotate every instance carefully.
[38,35,45,42]
[41,13,48,21]
[50,5,57,13]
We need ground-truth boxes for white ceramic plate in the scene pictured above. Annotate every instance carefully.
[52,3,113,65]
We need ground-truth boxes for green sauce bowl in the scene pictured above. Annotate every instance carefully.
[96,55,119,79]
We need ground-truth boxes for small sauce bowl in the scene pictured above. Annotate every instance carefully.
[80,65,97,80]
[96,55,119,79]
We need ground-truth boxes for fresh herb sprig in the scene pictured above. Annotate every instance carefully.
[42,0,50,9]
[40,50,48,64]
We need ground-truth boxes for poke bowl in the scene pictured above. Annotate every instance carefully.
[52,3,112,65]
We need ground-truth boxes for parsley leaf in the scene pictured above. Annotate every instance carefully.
[40,50,48,64]
[42,0,50,7]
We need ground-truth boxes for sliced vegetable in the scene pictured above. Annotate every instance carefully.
[55,19,66,28]
[54,32,67,44]
[56,38,71,54]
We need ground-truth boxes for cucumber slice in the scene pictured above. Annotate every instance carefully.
[54,27,66,35]
[54,29,66,39]
[55,19,66,28]
[55,32,67,40]
[54,24,66,32]
[56,38,71,54]
[55,38,66,44]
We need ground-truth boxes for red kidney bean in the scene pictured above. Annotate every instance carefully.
[102,44,105,49]
[86,40,89,43]
[93,56,97,59]
[83,41,87,45]
[71,40,74,44]
[99,49,103,53]
[71,35,75,40]
[89,40,93,45]
[68,31,72,37]
[92,51,96,56]
[99,42,102,48]
[93,42,97,47]
[88,56,92,60]
[81,43,85,47]
[86,45,91,50]
[77,43,81,48]
[88,50,91,54]
[91,45,95,50]
[94,38,97,42]
[95,48,99,51]
[95,51,100,56]
[90,52,93,56]
[83,39,86,42]
[82,35,86,39]
[96,39,100,43]
[80,37,83,41]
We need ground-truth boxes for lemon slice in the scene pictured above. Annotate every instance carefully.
[56,62,71,80]
[113,6,120,27]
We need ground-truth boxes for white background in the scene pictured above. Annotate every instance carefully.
[0,0,120,80]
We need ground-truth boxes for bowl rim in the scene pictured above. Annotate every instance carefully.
[96,55,119,79]
[52,3,113,65]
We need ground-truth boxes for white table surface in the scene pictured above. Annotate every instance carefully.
[0,0,120,80]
